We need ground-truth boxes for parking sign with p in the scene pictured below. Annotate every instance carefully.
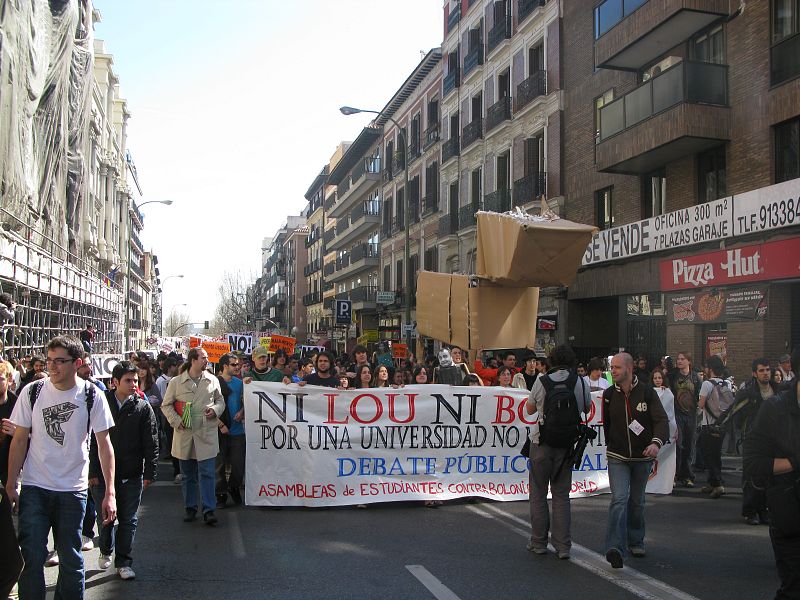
[335,299,352,325]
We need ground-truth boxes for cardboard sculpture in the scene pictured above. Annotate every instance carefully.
[475,201,598,287]
[416,271,539,350]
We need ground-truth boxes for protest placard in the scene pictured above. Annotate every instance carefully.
[189,336,201,349]
[259,336,271,352]
[90,354,123,379]
[392,343,408,359]
[228,333,253,354]
[269,335,296,355]
[243,385,675,507]
[202,340,231,363]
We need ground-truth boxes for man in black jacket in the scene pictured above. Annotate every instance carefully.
[603,353,669,569]
[89,361,158,581]
[745,347,800,600]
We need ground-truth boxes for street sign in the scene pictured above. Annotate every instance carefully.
[335,299,352,324]
[376,291,395,304]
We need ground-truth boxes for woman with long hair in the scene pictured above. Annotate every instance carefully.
[497,365,514,388]
[650,369,677,444]
[371,364,391,388]
[354,364,373,388]
[412,366,430,385]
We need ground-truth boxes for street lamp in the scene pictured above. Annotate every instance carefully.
[125,199,173,351]
[340,106,413,354]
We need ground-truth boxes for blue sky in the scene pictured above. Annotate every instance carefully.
[94,0,443,324]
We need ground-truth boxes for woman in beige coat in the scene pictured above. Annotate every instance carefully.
[162,347,225,524]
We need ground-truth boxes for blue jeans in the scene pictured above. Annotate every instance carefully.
[18,485,87,600]
[180,458,216,514]
[605,458,652,557]
[91,478,143,568]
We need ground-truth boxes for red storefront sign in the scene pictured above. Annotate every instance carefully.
[660,236,800,291]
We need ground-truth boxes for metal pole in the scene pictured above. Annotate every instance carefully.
[124,208,131,353]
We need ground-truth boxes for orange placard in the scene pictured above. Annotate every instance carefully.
[392,343,408,359]
[202,341,231,363]
[269,335,296,355]
[189,336,201,349]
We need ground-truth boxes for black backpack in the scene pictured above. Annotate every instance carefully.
[29,379,96,434]
[539,371,582,448]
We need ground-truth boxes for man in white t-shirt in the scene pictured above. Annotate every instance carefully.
[3,335,116,600]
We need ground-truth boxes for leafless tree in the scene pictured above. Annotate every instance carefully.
[211,270,256,336]
[164,308,192,338]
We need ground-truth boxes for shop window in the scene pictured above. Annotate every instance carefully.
[697,146,727,203]
[776,117,800,183]
[595,187,614,230]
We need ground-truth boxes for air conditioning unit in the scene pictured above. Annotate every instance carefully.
[642,56,682,81]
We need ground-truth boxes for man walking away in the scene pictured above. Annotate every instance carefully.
[4,335,117,600]
[603,353,669,569]
[698,355,735,499]
[525,345,591,559]
[89,361,158,581]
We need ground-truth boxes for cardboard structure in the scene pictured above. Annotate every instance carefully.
[475,210,598,287]
[416,272,539,350]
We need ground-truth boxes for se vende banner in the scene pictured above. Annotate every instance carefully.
[243,384,675,507]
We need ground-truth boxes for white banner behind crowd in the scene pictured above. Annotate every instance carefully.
[243,383,675,507]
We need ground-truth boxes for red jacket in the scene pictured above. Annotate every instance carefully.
[473,360,519,386]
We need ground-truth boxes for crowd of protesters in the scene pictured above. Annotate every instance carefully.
[0,333,798,599]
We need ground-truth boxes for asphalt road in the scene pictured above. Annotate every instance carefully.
[31,457,776,600]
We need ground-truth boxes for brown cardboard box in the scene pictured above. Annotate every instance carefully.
[475,211,597,287]
[416,271,539,350]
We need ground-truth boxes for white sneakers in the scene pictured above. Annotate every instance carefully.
[81,535,94,551]
[98,554,112,570]
[117,566,136,580]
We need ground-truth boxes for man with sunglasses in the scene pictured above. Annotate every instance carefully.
[4,335,116,600]
[215,353,245,507]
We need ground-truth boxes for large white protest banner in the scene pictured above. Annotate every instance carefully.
[243,383,675,507]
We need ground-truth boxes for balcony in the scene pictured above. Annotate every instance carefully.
[463,44,484,78]
[392,151,406,174]
[267,292,287,308]
[408,138,421,165]
[423,123,440,151]
[484,188,512,213]
[438,213,459,237]
[349,285,378,311]
[772,33,800,87]
[462,118,483,150]
[323,228,336,247]
[128,289,142,305]
[391,215,405,235]
[305,227,320,248]
[324,194,336,212]
[323,261,336,277]
[337,177,351,199]
[486,96,512,133]
[303,258,321,277]
[422,193,439,216]
[594,0,732,71]
[458,202,480,230]
[329,202,381,250]
[442,135,460,164]
[513,171,547,205]
[444,68,460,97]
[447,3,461,34]
[128,259,145,281]
[518,0,546,24]
[329,157,382,217]
[597,60,730,174]
[303,291,323,306]
[410,200,420,224]
[516,71,547,111]
[487,13,511,55]
[329,243,380,282]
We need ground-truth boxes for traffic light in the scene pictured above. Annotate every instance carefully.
[204,320,209,330]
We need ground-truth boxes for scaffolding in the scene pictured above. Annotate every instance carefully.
[0,207,124,356]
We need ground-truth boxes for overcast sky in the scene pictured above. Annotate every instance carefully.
[94,0,443,323]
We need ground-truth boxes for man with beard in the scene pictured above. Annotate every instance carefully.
[299,351,338,388]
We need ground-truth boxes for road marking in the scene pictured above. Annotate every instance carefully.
[149,481,178,487]
[468,503,701,600]
[228,511,246,558]
[406,565,463,600]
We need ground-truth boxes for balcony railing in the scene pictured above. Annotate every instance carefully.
[305,227,320,248]
[464,44,484,77]
[410,200,420,224]
[350,285,378,304]
[128,259,145,280]
[484,188,512,213]
[324,194,335,212]
[595,0,649,39]
[458,202,481,230]
[438,213,459,236]
[391,216,405,235]
[518,0,546,23]
[513,171,547,205]
[392,151,406,173]
[303,258,321,277]
[442,135,460,163]
[423,193,438,215]
[337,177,351,199]
[462,118,483,150]
[447,3,461,33]
[323,228,336,246]
[598,60,728,141]
[516,70,547,111]
[336,254,351,271]
[128,289,142,305]
[303,291,323,306]
[409,137,421,164]
[444,68,460,96]
[488,13,511,54]
[351,242,380,262]
[486,96,512,132]
[350,201,380,223]
[323,261,336,276]
[424,123,440,150]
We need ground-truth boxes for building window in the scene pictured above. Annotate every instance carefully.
[692,25,725,64]
[383,265,391,291]
[697,146,727,203]
[642,170,666,218]
[595,89,614,140]
[471,168,482,206]
[772,0,800,85]
[596,187,614,230]
[776,117,800,183]
[395,259,404,291]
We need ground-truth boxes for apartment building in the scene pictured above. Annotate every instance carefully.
[303,166,328,342]
[286,223,308,338]
[259,217,307,335]
[564,0,800,378]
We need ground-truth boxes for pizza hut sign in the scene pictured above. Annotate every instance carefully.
[660,237,800,291]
